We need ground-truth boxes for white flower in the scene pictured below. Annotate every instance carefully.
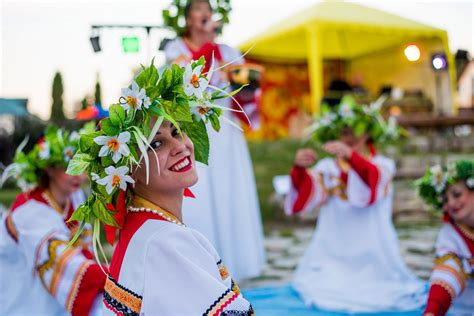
[386,116,398,137]
[120,80,149,113]
[95,166,134,195]
[69,131,80,142]
[430,165,447,193]
[63,146,75,162]
[94,131,131,163]
[189,100,213,121]
[339,103,354,119]
[466,178,474,189]
[319,113,337,126]
[91,172,100,181]
[183,63,208,99]
[38,141,50,160]
[446,162,457,179]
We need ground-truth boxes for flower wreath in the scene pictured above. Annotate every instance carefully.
[415,160,474,211]
[65,58,244,248]
[308,95,402,145]
[162,0,232,36]
[1,124,93,192]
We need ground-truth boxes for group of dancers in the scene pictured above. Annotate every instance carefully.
[0,1,473,315]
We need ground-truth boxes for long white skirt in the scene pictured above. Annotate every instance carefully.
[293,195,427,312]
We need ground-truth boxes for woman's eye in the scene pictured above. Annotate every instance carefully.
[172,128,180,137]
[452,191,462,198]
[150,140,162,150]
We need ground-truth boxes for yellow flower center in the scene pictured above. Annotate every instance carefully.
[65,149,73,157]
[198,106,210,115]
[127,96,137,108]
[107,139,119,152]
[112,175,121,187]
[191,74,200,88]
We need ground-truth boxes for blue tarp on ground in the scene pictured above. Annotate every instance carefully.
[243,285,425,316]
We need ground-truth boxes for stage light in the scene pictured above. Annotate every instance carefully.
[404,44,420,61]
[431,54,447,71]
[90,36,101,53]
[122,37,140,53]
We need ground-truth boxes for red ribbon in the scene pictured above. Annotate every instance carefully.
[184,188,195,198]
[104,190,127,246]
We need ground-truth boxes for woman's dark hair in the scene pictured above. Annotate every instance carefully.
[184,0,212,19]
[38,170,50,189]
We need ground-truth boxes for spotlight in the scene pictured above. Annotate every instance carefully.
[90,35,101,53]
[431,53,447,71]
[404,44,420,62]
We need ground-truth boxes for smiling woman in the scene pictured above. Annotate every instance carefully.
[416,160,474,316]
[66,59,254,315]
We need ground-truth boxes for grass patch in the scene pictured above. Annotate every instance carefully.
[0,188,21,208]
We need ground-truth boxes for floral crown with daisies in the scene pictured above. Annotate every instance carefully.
[1,124,93,192]
[415,160,474,211]
[65,58,245,245]
[308,95,402,145]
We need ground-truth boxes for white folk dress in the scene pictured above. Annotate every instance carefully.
[0,188,105,316]
[163,38,266,280]
[102,196,254,316]
[424,221,474,315]
[285,152,427,312]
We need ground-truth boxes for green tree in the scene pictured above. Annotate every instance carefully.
[94,75,102,106]
[50,72,65,124]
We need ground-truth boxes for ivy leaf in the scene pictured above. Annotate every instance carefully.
[173,102,193,123]
[101,118,120,136]
[68,203,88,223]
[181,119,209,164]
[66,153,91,175]
[79,132,102,152]
[93,200,118,227]
[209,114,221,132]
[109,104,125,127]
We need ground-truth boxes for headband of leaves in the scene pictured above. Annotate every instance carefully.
[162,0,232,36]
[1,124,92,192]
[415,160,474,211]
[308,95,401,145]
[65,58,244,234]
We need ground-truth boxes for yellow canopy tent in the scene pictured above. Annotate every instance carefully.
[239,1,456,115]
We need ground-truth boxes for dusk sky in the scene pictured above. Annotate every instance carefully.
[1,0,472,120]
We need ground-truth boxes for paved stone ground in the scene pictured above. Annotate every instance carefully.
[240,225,439,289]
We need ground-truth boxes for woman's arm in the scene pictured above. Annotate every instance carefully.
[284,149,328,215]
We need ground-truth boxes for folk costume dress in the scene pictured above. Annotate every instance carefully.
[424,219,474,315]
[164,38,266,280]
[0,188,106,316]
[285,151,427,312]
[102,195,254,316]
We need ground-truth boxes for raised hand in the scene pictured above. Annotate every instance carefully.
[323,141,353,160]
[294,148,318,168]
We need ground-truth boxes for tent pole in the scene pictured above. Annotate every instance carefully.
[440,32,457,115]
[307,25,323,114]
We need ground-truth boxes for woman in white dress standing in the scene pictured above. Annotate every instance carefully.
[163,0,265,281]
[285,96,426,312]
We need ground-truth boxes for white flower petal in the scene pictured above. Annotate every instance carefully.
[105,183,114,195]
[118,132,131,143]
[104,166,116,175]
[116,166,130,175]
[96,175,111,186]
[118,144,130,157]
[94,135,110,145]
[112,151,121,163]
[98,146,109,157]
[124,175,135,184]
